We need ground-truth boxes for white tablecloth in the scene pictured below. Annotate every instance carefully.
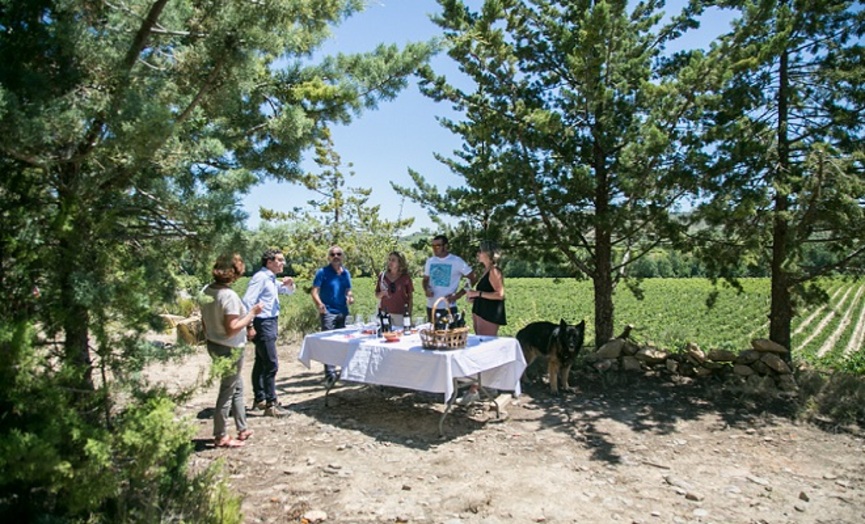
[299,329,527,401]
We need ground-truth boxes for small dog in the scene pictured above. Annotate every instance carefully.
[517,319,586,395]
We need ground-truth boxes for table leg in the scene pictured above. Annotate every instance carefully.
[438,380,460,437]
[324,374,339,407]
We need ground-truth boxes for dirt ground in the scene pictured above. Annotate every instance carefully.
[151,337,865,524]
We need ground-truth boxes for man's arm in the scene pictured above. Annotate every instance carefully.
[311,286,326,314]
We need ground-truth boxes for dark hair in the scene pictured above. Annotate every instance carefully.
[432,234,448,245]
[260,248,283,268]
[212,253,245,284]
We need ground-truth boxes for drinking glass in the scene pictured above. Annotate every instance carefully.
[345,315,354,328]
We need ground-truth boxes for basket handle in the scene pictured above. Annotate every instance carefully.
[431,296,454,324]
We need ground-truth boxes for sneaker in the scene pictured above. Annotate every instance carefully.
[252,400,267,410]
[263,404,289,418]
[458,390,480,406]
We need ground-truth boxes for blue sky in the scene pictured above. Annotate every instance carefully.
[242,0,735,233]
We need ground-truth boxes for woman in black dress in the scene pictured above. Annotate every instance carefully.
[466,240,506,336]
[460,240,507,405]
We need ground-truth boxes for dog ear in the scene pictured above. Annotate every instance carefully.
[559,319,567,329]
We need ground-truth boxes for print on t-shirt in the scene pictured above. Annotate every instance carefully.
[429,263,453,288]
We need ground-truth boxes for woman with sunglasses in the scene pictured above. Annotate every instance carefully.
[374,251,414,328]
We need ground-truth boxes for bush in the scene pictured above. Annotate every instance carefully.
[0,321,243,523]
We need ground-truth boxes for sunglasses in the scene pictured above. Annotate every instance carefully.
[389,283,396,293]
[329,251,343,257]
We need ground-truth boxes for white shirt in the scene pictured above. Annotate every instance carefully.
[424,253,472,308]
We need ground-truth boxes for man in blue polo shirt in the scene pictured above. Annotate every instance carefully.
[243,249,295,417]
[311,245,354,385]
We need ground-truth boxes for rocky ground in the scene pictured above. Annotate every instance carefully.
[149,337,864,523]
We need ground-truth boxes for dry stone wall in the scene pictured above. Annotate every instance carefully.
[587,336,797,392]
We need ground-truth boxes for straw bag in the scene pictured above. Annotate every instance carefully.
[419,297,469,350]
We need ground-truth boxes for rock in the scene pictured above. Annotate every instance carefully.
[666,359,679,374]
[664,475,695,492]
[622,356,643,372]
[776,374,798,392]
[635,347,668,364]
[594,359,614,372]
[707,348,737,362]
[302,509,328,523]
[735,350,761,365]
[799,491,810,502]
[685,343,706,364]
[733,364,755,376]
[761,353,792,374]
[751,338,788,354]
[596,339,625,359]
[694,366,715,377]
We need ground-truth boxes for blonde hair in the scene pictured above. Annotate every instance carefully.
[388,251,409,275]
[478,240,501,266]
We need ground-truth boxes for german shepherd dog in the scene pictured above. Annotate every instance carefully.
[517,319,586,395]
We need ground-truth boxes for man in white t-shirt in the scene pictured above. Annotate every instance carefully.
[422,234,476,322]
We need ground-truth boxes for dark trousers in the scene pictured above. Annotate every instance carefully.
[320,312,346,378]
[251,317,279,405]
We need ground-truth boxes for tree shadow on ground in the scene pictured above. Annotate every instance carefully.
[519,369,803,466]
[275,370,494,448]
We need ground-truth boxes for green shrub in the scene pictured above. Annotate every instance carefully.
[0,321,243,523]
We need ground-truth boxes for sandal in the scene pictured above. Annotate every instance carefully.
[214,436,245,448]
[237,429,254,441]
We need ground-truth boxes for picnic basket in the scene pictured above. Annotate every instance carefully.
[419,297,469,350]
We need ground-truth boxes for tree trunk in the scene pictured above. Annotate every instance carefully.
[769,47,793,361]
[593,249,615,347]
[593,143,615,346]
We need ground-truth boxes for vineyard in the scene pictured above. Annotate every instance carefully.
[293,276,865,372]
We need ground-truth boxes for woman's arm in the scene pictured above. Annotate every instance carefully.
[223,303,263,338]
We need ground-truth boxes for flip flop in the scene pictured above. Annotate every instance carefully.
[214,436,245,448]
[237,429,254,441]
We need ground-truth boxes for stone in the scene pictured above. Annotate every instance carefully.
[735,350,761,365]
[594,359,614,372]
[666,359,679,374]
[761,353,792,374]
[751,338,789,354]
[694,366,715,377]
[622,340,641,356]
[776,374,798,392]
[622,356,643,372]
[302,509,328,523]
[707,348,737,362]
[635,347,668,364]
[685,343,706,364]
[733,364,755,376]
[596,339,625,359]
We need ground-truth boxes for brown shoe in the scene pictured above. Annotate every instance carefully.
[263,404,288,418]
[252,400,267,410]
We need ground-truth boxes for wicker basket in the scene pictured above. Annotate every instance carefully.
[419,297,469,350]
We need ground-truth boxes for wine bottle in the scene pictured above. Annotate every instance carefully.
[403,304,411,332]
[381,307,392,333]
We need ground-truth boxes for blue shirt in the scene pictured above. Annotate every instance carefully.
[313,265,352,315]
[243,267,293,318]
